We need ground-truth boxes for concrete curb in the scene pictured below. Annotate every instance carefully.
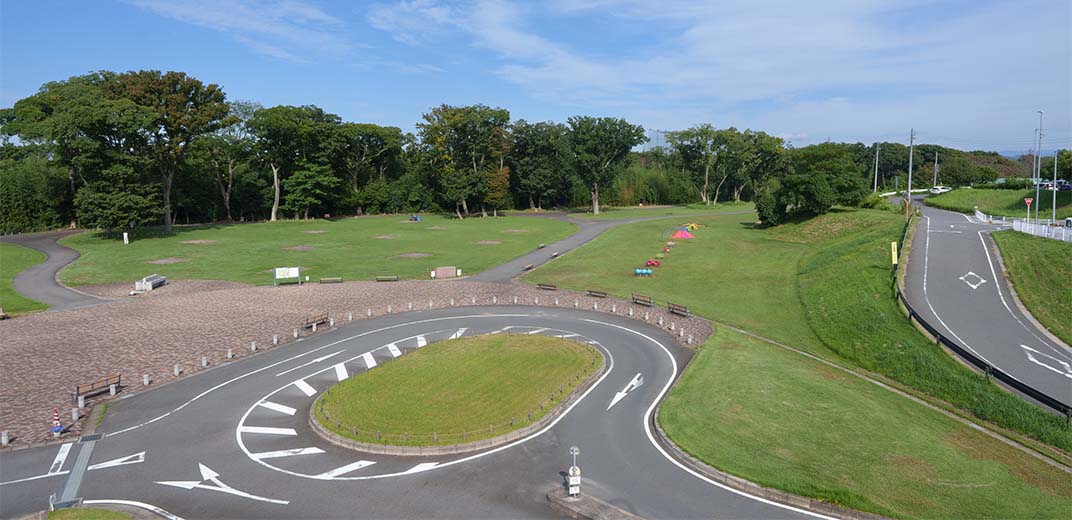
[546,487,643,520]
[310,339,608,457]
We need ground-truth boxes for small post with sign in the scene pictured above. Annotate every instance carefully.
[567,446,581,499]
[1025,197,1033,223]
[890,241,898,266]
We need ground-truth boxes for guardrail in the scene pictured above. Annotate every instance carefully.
[1011,219,1072,242]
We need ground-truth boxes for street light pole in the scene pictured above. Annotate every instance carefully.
[1053,150,1059,225]
[873,142,880,192]
[905,129,915,222]
[1035,110,1043,224]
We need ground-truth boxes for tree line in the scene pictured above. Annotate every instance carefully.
[3,69,1060,235]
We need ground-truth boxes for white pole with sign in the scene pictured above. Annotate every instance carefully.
[568,446,581,498]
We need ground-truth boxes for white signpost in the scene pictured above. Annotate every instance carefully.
[274,267,302,286]
[568,446,581,498]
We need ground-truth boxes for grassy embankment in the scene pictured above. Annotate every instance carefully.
[316,334,600,446]
[527,208,1072,518]
[47,508,131,520]
[58,214,575,286]
[0,242,48,315]
[991,230,1072,346]
[927,188,1071,219]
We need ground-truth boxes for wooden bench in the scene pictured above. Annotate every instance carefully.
[537,283,557,291]
[375,275,399,282]
[523,264,535,271]
[667,302,690,317]
[319,277,343,284]
[587,289,607,298]
[303,313,329,329]
[632,293,654,307]
[72,374,121,403]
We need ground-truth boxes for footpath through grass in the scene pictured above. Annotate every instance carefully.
[315,334,600,446]
[0,242,48,315]
[991,230,1072,346]
[58,214,575,286]
[926,188,1071,219]
[660,328,1072,519]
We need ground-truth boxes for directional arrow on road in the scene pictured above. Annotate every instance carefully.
[88,451,145,471]
[157,463,289,504]
[607,373,643,411]
[1020,344,1072,379]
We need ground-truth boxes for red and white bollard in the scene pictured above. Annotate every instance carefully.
[51,408,62,438]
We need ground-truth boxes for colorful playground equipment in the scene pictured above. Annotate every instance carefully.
[634,267,654,276]
[646,259,661,267]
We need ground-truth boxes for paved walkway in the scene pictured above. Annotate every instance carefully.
[0,230,110,311]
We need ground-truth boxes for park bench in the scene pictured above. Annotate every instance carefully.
[523,264,535,271]
[71,374,122,403]
[587,289,607,298]
[667,302,690,317]
[134,274,167,292]
[303,313,329,329]
[319,277,343,284]
[537,283,557,291]
[632,293,654,307]
[375,275,399,282]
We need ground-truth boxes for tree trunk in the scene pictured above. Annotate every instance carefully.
[732,185,743,203]
[270,163,281,222]
[480,204,487,218]
[529,194,535,210]
[703,165,710,205]
[67,165,78,227]
[461,198,470,216]
[712,172,729,205]
[592,183,600,215]
[162,170,174,233]
[455,202,464,220]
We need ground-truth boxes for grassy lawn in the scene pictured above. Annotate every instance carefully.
[48,508,131,520]
[659,328,1072,520]
[991,230,1072,346]
[926,188,1071,219]
[58,215,575,286]
[0,242,48,315]
[315,334,600,446]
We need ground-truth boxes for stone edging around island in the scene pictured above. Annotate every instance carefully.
[651,403,891,520]
[309,340,609,457]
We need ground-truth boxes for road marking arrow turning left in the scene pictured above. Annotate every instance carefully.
[157,463,289,504]
[607,373,644,411]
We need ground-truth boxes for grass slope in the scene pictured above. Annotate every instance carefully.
[926,188,1071,219]
[316,334,599,446]
[991,230,1072,345]
[58,215,575,286]
[0,242,48,315]
[659,328,1072,519]
[48,509,132,520]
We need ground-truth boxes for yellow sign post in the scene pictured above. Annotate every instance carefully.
[891,242,898,265]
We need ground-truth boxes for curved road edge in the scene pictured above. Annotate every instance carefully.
[0,230,111,311]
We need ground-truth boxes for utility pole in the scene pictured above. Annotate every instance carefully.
[873,142,880,192]
[932,151,939,187]
[905,129,915,222]
[1035,111,1043,224]
[1053,150,1059,225]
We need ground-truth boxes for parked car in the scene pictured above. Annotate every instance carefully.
[1041,182,1056,191]
[929,185,952,194]
[1059,184,1072,192]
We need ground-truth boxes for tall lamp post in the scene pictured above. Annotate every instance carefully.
[1035,110,1043,224]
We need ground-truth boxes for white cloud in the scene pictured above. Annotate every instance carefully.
[125,0,350,61]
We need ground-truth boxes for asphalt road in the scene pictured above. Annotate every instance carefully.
[0,307,822,519]
[904,203,1072,409]
[0,230,108,311]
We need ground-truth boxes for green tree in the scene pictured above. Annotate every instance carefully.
[189,100,260,221]
[74,181,162,232]
[0,152,67,233]
[567,116,646,214]
[510,120,571,210]
[282,162,340,219]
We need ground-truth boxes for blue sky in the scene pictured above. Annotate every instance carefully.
[2,0,1070,152]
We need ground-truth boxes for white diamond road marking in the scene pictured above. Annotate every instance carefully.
[333,363,348,381]
[959,271,987,290]
[239,426,297,436]
[252,447,326,460]
[317,460,377,478]
[386,343,402,357]
[293,380,317,397]
[258,401,296,416]
[362,352,377,369]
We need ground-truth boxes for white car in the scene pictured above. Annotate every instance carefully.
[929,186,952,194]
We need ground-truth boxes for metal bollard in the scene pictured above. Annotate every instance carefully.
[493,296,497,304]
[77,395,85,409]
[680,328,685,338]
[408,302,413,311]
[201,356,208,367]
[273,335,279,345]
[658,316,664,326]
[71,408,79,422]
[330,318,335,327]
[428,300,433,308]
[575,300,579,308]
[535,296,539,305]
[688,334,693,345]
[143,374,150,386]
[628,307,633,316]
[450,298,455,306]
[293,328,299,338]
[387,305,392,314]
[593,302,598,310]
[109,384,117,396]
[174,365,181,376]
[367,308,372,317]
[312,322,318,333]
[251,341,257,352]
[471,296,476,304]
[1,431,8,446]
[514,296,518,304]
[611,304,616,313]
[555,298,559,306]
[227,348,233,359]
[670,322,675,331]
[644,311,650,321]
[348,312,353,321]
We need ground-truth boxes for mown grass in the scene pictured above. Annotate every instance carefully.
[570,202,754,220]
[48,509,131,520]
[926,188,1071,219]
[315,334,600,446]
[659,328,1072,520]
[991,230,1072,346]
[796,217,1072,451]
[58,215,575,286]
[0,242,48,315]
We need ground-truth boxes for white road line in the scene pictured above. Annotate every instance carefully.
[238,426,297,436]
[316,460,376,478]
[0,471,68,487]
[293,379,317,397]
[525,328,548,335]
[88,452,145,471]
[556,334,579,338]
[491,326,514,334]
[252,447,326,460]
[449,328,467,339]
[275,350,344,377]
[49,443,72,474]
[362,352,377,369]
[387,343,402,357]
[416,335,427,348]
[258,401,296,416]
[334,363,349,381]
[402,462,439,474]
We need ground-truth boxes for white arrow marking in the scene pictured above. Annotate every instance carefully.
[525,328,548,335]
[402,462,439,474]
[49,443,73,474]
[258,401,296,416]
[157,463,288,504]
[449,328,467,339]
[362,352,377,369]
[491,326,514,334]
[293,379,317,397]
[386,343,402,358]
[88,451,145,471]
[316,460,377,478]
[251,447,325,460]
[416,335,427,348]
[238,426,297,436]
[607,373,644,411]
[275,350,344,376]
[334,363,349,381]
[1021,344,1072,379]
